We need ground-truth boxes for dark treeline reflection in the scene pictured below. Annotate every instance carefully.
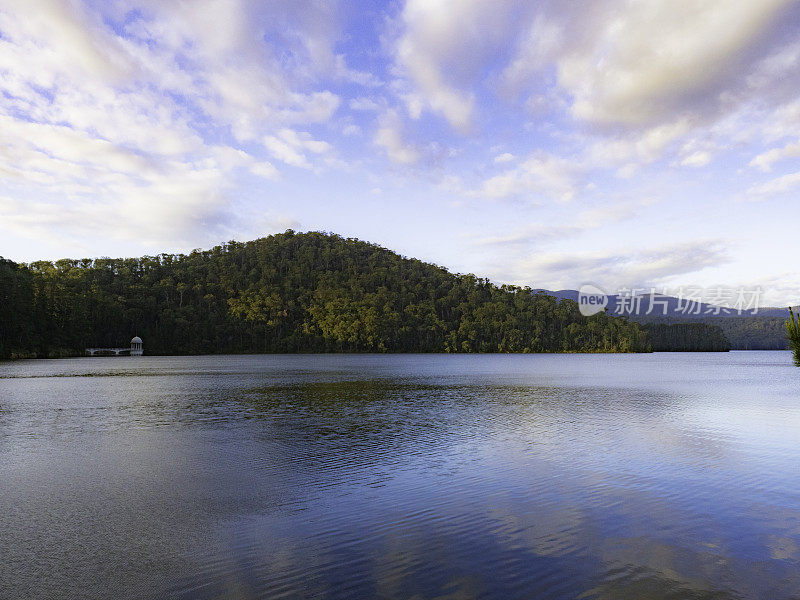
[1,231,654,357]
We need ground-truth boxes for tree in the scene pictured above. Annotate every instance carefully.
[787,308,800,366]
[0,231,656,357]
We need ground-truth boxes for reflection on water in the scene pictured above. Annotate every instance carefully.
[1,352,799,599]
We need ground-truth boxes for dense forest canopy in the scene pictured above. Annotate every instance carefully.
[643,323,730,352]
[636,315,789,350]
[0,231,728,358]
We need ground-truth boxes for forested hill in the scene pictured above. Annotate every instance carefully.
[1,230,655,358]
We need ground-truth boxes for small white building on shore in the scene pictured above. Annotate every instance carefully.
[131,336,143,356]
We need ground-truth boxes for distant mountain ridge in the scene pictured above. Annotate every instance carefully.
[535,289,791,319]
[535,289,792,350]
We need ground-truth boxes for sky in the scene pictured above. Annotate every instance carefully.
[0,0,798,306]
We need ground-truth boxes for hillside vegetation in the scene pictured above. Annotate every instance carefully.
[637,315,788,350]
[1,231,653,357]
[644,323,731,352]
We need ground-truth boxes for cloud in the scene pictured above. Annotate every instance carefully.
[583,119,692,169]
[498,14,562,97]
[739,272,800,307]
[387,0,800,173]
[392,0,521,132]
[680,151,712,168]
[249,161,280,180]
[475,225,582,248]
[0,135,282,244]
[0,164,231,249]
[492,240,730,291]
[0,0,348,137]
[473,152,580,202]
[342,123,362,137]
[390,0,798,131]
[750,140,800,172]
[473,199,652,248]
[374,109,421,165]
[0,0,363,251]
[747,171,800,197]
[0,0,131,83]
[349,97,382,111]
[553,1,793,127]
[263,129,333,169]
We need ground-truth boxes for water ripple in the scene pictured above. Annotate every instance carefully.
[1,352,799,599]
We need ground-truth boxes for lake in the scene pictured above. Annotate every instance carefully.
[1,352,799,599]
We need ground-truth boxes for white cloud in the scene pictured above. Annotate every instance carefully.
[747,171,800,197]
[584,119,692,168]
[393,0,520,132]
[474,199,653,248]
[0,0,131,83]
[249,162,280,180]
[349,97,382,111]
[680,151,712,168]
[738,272,800,307]
[374,110,421,165]
[474,152,580,202]
[750,140,800,172]
[475,225,582,248]
[0,0,351,137]
[388,0,800,172]
[492,240,730,291]
[760,99,800,142]
[0,160,234,248]
[263,129,333,169]
[342,123,362,137]
[555,0,792,126]
[746,40,800,94]
[0,0,363,251]
[499,14,562,96]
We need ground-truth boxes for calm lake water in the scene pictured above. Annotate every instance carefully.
[1,352,799,599]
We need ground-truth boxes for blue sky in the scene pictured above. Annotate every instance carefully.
[0,0,798,305]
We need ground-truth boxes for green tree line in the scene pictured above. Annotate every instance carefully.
[636,315,788,350]
[643,323,730,352]
[0,230,729,358]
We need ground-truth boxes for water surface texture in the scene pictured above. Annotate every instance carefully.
[1,352,799,599]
